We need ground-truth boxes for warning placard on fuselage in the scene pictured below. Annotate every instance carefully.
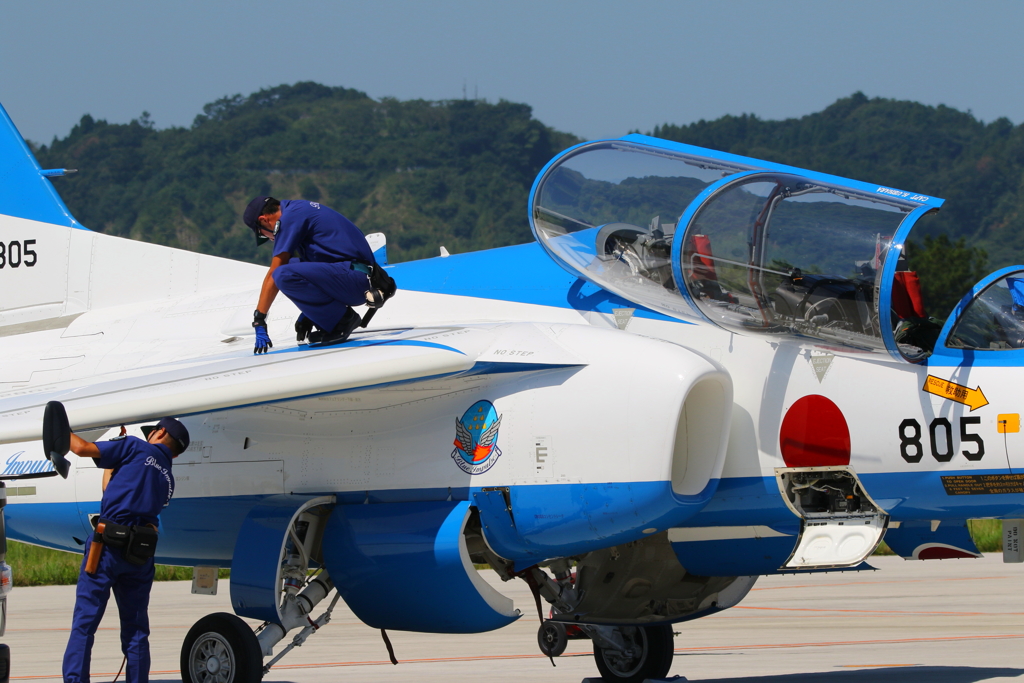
[941,473,1024,496]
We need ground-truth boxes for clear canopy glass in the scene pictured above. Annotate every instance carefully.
[531,140,925,355]
[682,173,909,350]
[533,142,750,319]
[945,271,1024,350]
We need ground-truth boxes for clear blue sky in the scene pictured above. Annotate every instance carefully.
[2,1,1021,145]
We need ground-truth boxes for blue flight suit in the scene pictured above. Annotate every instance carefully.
[270,200,377,332]
[62,436,175,683]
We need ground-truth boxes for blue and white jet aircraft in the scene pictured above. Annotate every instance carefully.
[1,99,1023,683]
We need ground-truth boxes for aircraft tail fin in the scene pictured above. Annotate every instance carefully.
[0,102,85,229]
[0,100,264,334]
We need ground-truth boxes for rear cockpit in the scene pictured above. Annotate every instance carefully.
[682,173,909,347]
[530,137,944,362]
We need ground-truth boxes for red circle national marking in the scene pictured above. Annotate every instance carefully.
[779,395,851,467]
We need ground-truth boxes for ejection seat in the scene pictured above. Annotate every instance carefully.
[595,218,676,290]
[683,234,735,304]
[891,268,941,355]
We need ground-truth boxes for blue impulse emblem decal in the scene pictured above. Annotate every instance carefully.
[452,400,503,475]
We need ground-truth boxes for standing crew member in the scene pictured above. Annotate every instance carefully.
[243,196,393,353]
[62,418,189,683]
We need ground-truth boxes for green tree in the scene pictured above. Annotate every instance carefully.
[907,234,989,318]
[35,82,579,264]
[31,86,1024,282]
[653,92,1024,273]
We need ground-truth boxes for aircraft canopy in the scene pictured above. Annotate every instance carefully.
[936,268,1024,353]
[530,137,944,361]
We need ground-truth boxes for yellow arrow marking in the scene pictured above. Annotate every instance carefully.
[923,375,989,411]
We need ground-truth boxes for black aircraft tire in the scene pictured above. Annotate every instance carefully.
[593,624,674,683]
[650,624,676,679]
[181,612,263,683]
[538,619,568,657]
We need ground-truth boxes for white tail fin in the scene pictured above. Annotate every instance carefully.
[0,102,92,327]
[0,101,258,330]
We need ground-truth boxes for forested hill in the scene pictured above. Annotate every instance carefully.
[654,92,1024,269]
[29,87,1024,299]
[31,82,580,264]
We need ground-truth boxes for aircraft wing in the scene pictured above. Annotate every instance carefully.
[0,326,524,445]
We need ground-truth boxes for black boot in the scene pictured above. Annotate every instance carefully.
[310,307,361,346]
[295,314,314,343]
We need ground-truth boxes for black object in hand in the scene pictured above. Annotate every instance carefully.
[42,401,71,479]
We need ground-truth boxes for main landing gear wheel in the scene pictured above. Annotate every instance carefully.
[593,624,674,683]
[181,613,263,683]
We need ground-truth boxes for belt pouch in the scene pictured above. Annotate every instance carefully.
[124,526,159,566]
[100,521,131,549]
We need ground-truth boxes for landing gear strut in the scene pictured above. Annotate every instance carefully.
[593,624,674,683]
[181,498,336,683]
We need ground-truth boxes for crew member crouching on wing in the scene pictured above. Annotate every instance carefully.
[243,196,396,353]
[62,417,189,683]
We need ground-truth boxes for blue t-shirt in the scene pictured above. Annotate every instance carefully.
[95,436,175,526]
[273,200,375,265]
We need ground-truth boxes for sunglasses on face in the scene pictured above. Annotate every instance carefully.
[255,219,278,246]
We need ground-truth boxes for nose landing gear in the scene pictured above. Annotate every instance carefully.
[537,619,568,658]
[535,618,676,682]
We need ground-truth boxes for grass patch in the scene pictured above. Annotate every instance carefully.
[5,541,228,586]
[969,519,1002,552]
[7,541,81,586]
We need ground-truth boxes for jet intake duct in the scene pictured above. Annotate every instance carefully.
[472,327,733,564]
[321,500,520,633]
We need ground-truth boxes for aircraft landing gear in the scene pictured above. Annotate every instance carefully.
[537,620,568,657]
[592,624,674,683]
[181,612,263,683]
[181,497,336,682]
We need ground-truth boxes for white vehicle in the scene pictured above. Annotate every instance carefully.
[1,100,1021,683]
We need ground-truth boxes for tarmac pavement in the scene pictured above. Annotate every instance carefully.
[3,554,1024,683]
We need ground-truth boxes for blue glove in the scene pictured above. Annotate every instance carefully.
[254,325,273,354]
[252,309,273,354]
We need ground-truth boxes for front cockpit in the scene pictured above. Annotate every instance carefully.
[940,269,1024,351]
[530,137,944,361]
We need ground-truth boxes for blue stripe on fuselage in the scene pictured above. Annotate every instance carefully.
[4,501,90,554]
[9,469,1023,567]
[7,480,707,566]
[683,470,1024,528]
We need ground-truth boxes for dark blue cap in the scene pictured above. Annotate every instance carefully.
[142,417,190,453]
[244,196,271,231]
